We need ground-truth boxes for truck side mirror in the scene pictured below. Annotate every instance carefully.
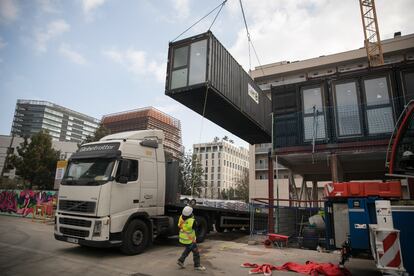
[118,176,128,184]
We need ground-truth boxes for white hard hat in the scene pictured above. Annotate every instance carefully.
[182,206,193,216]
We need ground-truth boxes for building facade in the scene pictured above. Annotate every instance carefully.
[11,99,100,143]
[102,107,183,160]
[0,135,78,179]
[193,139,249,199]
[248,32,414,203]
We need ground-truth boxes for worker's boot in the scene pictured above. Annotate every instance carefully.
[194,265,206,271]
[177,260,184,268]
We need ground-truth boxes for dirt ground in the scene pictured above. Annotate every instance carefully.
[0,215,380,275]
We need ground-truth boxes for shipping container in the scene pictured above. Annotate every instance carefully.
[165,31,271,144]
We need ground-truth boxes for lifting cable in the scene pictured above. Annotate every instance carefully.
[171,0,227,42]
[239,0,265,76]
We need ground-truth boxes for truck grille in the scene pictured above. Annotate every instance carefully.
[59,217,92,227]
[58,200,96,213]
[60,227,89,238]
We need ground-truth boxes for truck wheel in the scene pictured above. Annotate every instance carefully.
[120,220,149,255]
[195,216,208,243]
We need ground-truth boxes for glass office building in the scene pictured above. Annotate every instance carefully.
[11,99,100,143]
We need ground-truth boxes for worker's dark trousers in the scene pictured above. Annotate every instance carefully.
[178,243,200,267]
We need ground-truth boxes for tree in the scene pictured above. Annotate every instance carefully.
[221,187,236,200]
[235,171,249,203]
[179,151,204,197]
[82,123,111,144]
[9,131,60,189]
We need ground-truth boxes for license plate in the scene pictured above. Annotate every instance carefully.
[67,237,79,244]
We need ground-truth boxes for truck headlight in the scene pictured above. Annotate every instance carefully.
[93,221,102,236]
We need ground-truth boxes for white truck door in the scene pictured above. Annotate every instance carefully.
[110,159,140,216]
[140,159,158,215]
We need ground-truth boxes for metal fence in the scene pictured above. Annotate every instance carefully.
[249,198,325,248]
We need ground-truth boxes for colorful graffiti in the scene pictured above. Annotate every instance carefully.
[0,189,57,218]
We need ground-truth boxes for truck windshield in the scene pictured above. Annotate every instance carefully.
[62,158,115,186]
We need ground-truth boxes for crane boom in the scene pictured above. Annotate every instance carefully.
[359,0,384,67]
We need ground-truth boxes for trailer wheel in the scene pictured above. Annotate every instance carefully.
[195,216,208,243]
[120,219,149,255]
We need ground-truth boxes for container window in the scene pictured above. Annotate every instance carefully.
[189,39,207,85]
[171,68,188,89]
[334,82,362,137]
[364,77,390,106]
[363,77,394,134]
[173,46,188,68]
[302,87,326,141]
[367,107,394,134]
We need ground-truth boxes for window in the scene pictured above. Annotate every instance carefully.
[334,81,362,137]
[116,159,139,182]
[170,40,207,89]
[302,86,326,141]
[189,40,207,85]
[218,167,221,172]
[212,153,215,158]
[212,160,214,166]
[211,167,214,172]
[205,153,208,159]
[363,77,394,134]
[205,167,208,173]
[211,173,214,180]
[402,71,414,102]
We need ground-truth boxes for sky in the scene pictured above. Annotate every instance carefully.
[1,0,413,151]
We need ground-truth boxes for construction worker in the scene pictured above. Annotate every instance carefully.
[177,206,206,271]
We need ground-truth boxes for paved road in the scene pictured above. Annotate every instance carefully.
[0,215,380,275]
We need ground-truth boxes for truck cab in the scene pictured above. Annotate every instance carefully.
[55,130,168,254]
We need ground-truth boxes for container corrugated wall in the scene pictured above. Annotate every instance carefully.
[165,31,271,144]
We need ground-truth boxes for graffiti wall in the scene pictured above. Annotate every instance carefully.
[0,189,57,218]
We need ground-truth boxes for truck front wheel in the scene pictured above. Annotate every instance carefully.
[120,219,149,255]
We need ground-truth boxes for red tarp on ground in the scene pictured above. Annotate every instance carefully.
[241,261,351,276]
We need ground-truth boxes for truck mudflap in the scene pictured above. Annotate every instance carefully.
[54,234,122,248]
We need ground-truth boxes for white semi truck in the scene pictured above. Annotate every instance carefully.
[54,130,250,254]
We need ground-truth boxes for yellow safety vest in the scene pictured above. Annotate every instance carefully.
[178,215,196,244]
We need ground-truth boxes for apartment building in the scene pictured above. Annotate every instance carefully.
[193,139,249,199]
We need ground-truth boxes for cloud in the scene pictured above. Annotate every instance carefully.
[0,0,19,23]
[102,48,166,82]
[59,43,87,65]
[82,0,106,14]
[35,19,70,52]
[37,0,61,14]
[172,0,190,19]
[226,0,414,71]
[0,36,7,49]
